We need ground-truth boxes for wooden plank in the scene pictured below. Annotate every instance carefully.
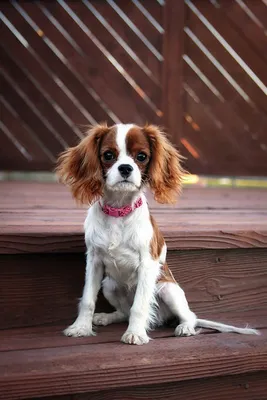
[219,0,267,61]
[183,62,267,166]
[184,38,267,167]
[1,219,267,252]
[0,126,30,170]
[91,0,162,83]
[65,1,161,109]
[34,372,267,400]
[186,7,267,116]
[243,0,267,28]
[193,0,267,89]
[139,0,163,26]
[185,9,266,136]
[0,6,116,126]
[0,74,64,158]
[0,327,266,399]
[1,183,267,210]
[116,0,162,54]
[0,183,267,253]
[1,309,266,352]
[19,1,158,124]
[184,93,248,168]
[0,35,94,129]
[0,98,53,165]
[1,249,266,329]
[162,0,184,146]
[1,47,80,147]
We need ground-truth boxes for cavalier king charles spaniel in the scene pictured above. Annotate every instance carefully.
[57,123,258,345]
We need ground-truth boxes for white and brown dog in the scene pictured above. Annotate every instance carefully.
[57,123,258,345]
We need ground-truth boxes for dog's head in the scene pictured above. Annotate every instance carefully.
[56,123,184,205]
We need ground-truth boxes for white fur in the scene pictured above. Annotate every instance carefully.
[64,124,259,344]
[105,123,142,191]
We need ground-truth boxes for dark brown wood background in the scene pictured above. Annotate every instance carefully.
[0,0,267,175]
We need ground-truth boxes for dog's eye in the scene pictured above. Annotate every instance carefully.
[103,151,115,161]
[136,152,147,162]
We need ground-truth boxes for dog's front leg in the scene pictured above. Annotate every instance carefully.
[121,256,160,345]
[64,249,103,337]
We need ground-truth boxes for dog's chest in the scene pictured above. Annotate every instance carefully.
[85,208,153,285]
[100,222,141,284]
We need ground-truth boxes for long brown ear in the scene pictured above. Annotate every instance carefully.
[144,125,185,204]
[56,124,108,205]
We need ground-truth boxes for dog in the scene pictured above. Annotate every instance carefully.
[56,123,259,345]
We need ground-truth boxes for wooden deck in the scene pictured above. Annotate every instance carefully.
[0,182,267,399]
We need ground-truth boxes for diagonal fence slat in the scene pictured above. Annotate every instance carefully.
[1,3,119,125]
[65,1,161,109]
[0,97,53,165]
[0,27,97,130]
[0,0,266,175]
[1,46,82,147]
[0,72,64,157]
[30,1,160,123]
[0,125,32,170]
[243,0,267,28]
[186,7,267,115]
[193,1,267,95]
[219,0,267,61]
[137,0,163,27]
[185,92,249,166]
[183,63,267,165]
[185,27,264,136]
[91,0,162,83]
[110,0,163,57]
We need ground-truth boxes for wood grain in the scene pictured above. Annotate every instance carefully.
[34,372,267,400]
[162,0,184,146]
[1,249,266,329]
[1,183,266,254]
[0,327,266,399]
[1,309,266,352]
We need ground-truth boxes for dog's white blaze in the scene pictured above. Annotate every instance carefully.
[115,123,133,157]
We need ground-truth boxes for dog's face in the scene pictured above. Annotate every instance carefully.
[100,124,150,193]
[56,124,184,205]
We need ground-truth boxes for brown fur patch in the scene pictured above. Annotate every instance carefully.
[150,214,165,260]
[56,124,110,205]
[126,126,151,181]
[99,127,118,176]
[143,125,185,204]
[150,214,176,283]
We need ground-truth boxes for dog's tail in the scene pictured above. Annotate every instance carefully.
[196,319,260,335]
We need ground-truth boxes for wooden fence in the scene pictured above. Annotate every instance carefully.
[0,0,267,175]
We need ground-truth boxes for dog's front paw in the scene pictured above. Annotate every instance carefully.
[121,330,150,345]
[175,323,196,337]
[93,313,110,326]
[63,322,95,337]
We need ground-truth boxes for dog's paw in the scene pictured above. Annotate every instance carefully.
[121,331,150,345]
[93,313,110,326]
[175,323,196,337]
[63,323,95,337]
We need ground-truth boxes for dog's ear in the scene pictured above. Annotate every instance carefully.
[144,125,184,204]
[56,124,108,205]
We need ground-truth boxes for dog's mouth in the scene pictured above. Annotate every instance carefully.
[109,180,138,192]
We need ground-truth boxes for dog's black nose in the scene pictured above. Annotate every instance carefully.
[118,164,133,179]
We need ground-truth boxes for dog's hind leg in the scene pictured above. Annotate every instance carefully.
[93,277,129,326]
[158,282,198,336]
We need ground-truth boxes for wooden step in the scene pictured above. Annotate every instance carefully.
[1,182,267,253]
[0,182,267,399]
[0,312,266,400]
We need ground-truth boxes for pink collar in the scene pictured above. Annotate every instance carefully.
[100,197,143,218]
